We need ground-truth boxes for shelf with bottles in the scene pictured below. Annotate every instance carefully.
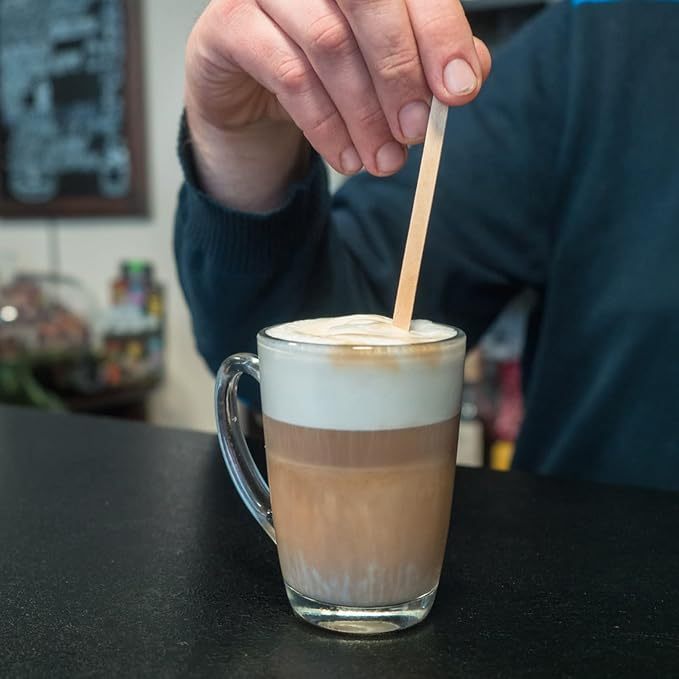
[0,260,166,411]
[457,295,531,470]
[101,261,165,389]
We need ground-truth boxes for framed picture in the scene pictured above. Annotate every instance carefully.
[0,0,147,218]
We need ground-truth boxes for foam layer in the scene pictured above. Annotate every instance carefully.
[258,317,465,430]
[266,314,457,346]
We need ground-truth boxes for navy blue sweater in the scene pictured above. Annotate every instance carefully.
[175,2,679,491]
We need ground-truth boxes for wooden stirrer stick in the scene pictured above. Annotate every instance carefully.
[392,97,449,330]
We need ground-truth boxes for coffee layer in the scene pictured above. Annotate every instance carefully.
[266,417,459,606]
[263,415,458,467]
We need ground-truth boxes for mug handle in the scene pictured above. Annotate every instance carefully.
[215,354,275,543]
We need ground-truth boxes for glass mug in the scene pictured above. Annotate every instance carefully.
[215,322,466,634]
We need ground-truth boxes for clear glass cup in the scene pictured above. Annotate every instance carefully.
[215,322,466,634]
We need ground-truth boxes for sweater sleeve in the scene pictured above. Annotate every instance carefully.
[174,4,570,373]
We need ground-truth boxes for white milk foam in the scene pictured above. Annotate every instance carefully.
[259,315,465,431]
[266,314,457,346]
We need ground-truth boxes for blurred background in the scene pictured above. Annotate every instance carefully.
[0,0,550,468]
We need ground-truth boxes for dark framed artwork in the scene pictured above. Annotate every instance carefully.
[0,0,147,218]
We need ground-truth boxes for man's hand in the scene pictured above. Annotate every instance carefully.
[185,0,491,210]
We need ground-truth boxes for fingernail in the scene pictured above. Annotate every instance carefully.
[444,59,478,96]
[376,141,406,174]
[398,101,430,142]
[340,146,362,174]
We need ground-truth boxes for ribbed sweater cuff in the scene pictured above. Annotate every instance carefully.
[177,112,329,273]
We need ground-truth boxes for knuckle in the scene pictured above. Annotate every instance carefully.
[355,104,387,130]
[374,48,421,82]
[213,0,245,20]
[274,57,310,94]
[186,35,227,90]
[307,15,355,57]
[305,107,341,137]
[210,0,246,27]
[193,1,247,68]
[417,9,467,35]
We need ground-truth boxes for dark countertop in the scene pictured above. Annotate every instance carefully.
[1,405,679,678]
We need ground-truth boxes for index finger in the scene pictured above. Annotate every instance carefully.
[336,0,432,145]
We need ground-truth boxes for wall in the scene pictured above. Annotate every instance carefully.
[0,0,216,431]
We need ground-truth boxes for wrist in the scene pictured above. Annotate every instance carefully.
[185,105,309,213]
